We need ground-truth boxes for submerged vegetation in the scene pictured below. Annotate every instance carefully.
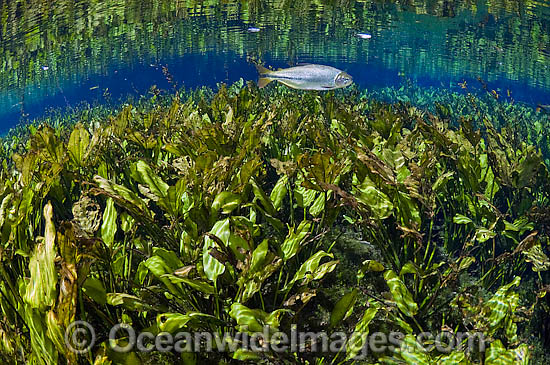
[0,80,549,364]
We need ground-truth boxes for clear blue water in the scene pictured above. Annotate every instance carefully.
[1,0,550,133]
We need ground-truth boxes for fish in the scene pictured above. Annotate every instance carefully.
[255,63,353,90]
[356,33,372,39]
[247,27,260,32]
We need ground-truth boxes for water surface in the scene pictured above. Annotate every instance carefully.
[1,0,550,132]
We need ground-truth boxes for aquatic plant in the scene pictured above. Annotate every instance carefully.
[0,80,548,364]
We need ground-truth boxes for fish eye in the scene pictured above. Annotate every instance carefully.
[337,73,352,84]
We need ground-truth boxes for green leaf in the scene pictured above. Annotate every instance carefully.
[485,277,520,341]
[345,302,379,361]
[280,220,311,261]
[523,243,550,272]
[82,278,107,306]
[232,348,261,361]
[144,255,181,296]
[24,202,57,310]
[101,197,117,247]
[384,270,418,317]
[330,289,358,328]
[474,227,496,243]
[106,293,150,311]
[250,239,268,274]
[270,175,288,211]
[132,160,169,200]
[309,193,325,217]
[358,260,385,280]
[158,312,219,333]
[353,175,393,219]
[212,191,242,215]
[93,175,151,216]
[203,218,230,282]
[161,275,215,295]
[284,250,333,290]
[485,340,528,365]
[250,178,276,216]
[394,334,430,364]
[453,214,473,225]
[436,351,467,365]
[228,303,267,333]
[67,123,90,165]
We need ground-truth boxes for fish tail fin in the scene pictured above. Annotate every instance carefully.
[257,77,274,89]
[250,59,273,88]
[255,63,271,75]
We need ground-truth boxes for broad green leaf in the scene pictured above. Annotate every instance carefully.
[212,191,242,215]
[485,276,520,341]
[523,243,550,272]
[68,123,90,165]
[101,197,117,247]
[250,239,268,274]
[384,270,418,317]
[106,293,151,311]
[474,228,496,243]
[229,303,289,334]
[280,220,311,261]
[353,175,393,220]
[93,175,151,216]
[270,175,288,211]
[229,303,267,333]
[309,193,325,217]
[158,312,218,333]
[250,179,276,216]
[485,340,528,365]
[144,255,181,295]
[453,214,473,225]
[358,260,385,278]
[432,171,454,192]
[24,202,57,310]
[394,334,430,364]
[82,277,107,306]
[330,289,358,328]
[311,260,339,280]
[294,184,317,209]
[161,275,215,295]
[203,218,230,282]
[345,302,379,361]
[284,250,333,290]
[436,351,467,365]
[132,160,169,200]
[232,349,261,361]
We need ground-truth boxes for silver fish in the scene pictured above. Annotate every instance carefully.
[256,63,353,90]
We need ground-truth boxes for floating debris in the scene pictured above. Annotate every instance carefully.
[247,27,260,32]
[90,86,99,90]
[356,33,372,39]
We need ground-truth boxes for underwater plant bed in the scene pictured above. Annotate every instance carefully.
[0,81,549,364]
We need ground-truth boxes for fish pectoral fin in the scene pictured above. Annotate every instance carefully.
[258,77,275,89]
[321,85,334,89]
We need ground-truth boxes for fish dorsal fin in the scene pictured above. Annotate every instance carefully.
[255,63,271,75]
[257,77,274,89]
